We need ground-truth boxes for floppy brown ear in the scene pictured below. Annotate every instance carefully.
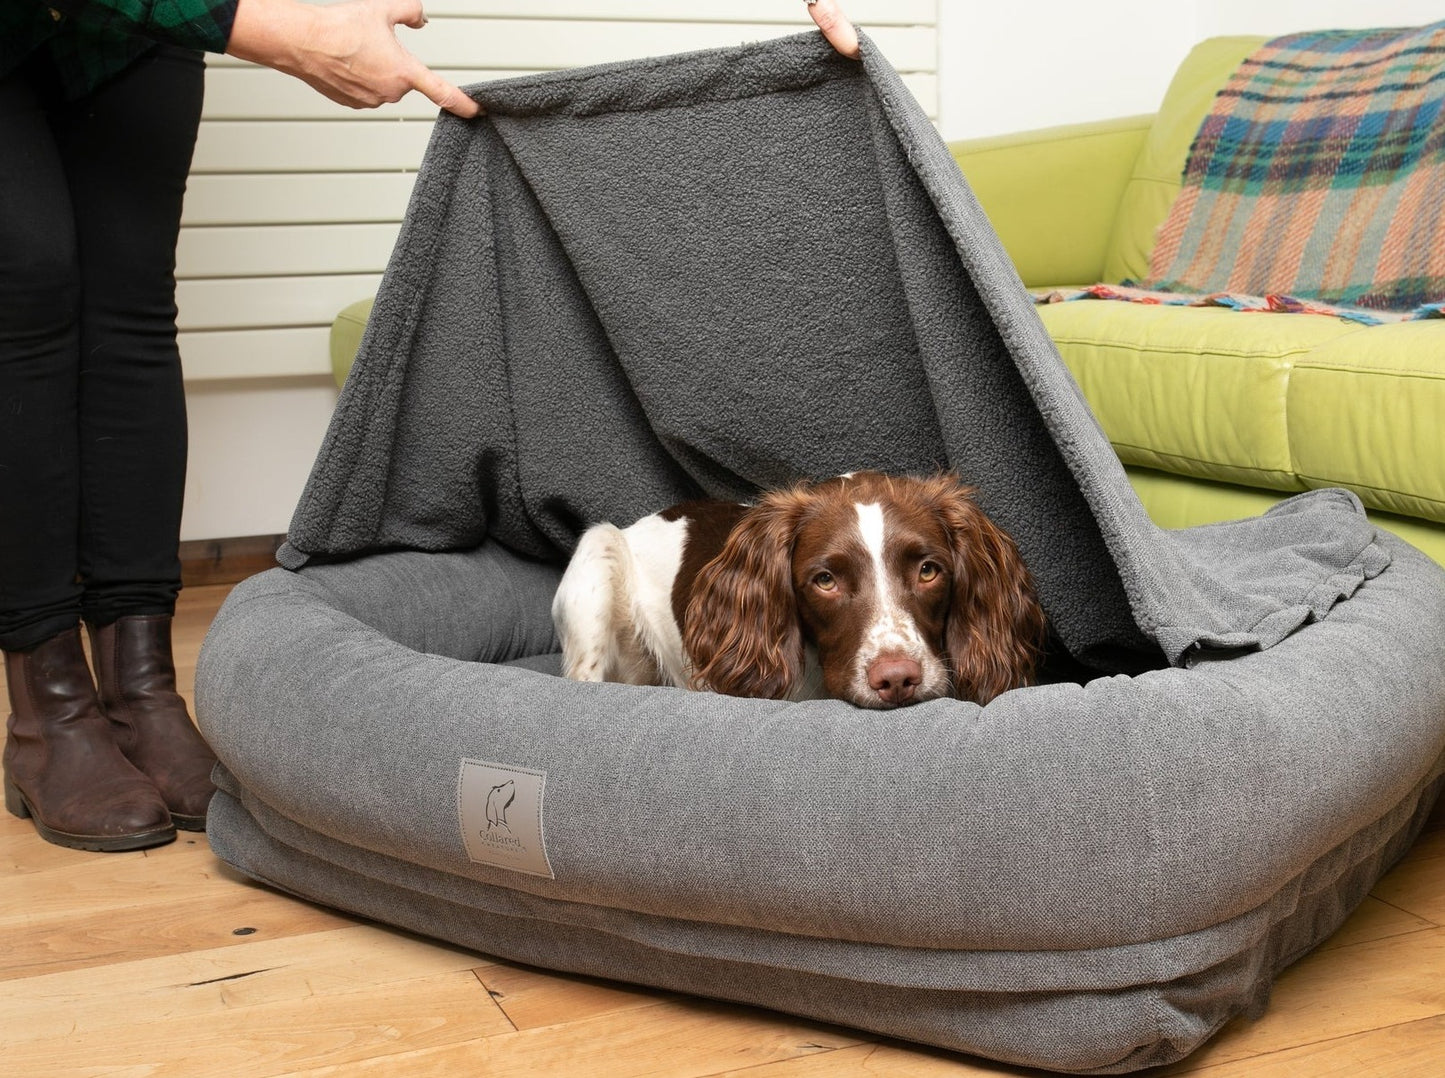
[937,485,1047,704]
[683,489,809,699]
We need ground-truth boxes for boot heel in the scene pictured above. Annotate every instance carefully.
[4,777,31,820]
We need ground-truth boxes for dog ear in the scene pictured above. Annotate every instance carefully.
[684,488,809,699]
[936,483,1047,704]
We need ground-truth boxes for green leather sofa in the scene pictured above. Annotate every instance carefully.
[948,34,1445,566]
[330,34,1443,565]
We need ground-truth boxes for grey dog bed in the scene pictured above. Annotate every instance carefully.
[197,31,1445,1074]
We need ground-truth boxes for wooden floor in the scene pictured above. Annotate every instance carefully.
[3,583,1443,1077]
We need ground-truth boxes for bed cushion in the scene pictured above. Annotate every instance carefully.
[198,535,1445,1074]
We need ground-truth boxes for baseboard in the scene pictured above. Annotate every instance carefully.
[179,535,286,588]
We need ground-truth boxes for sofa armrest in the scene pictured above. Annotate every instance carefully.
[949,115,1153,289]
[330,296,374,387]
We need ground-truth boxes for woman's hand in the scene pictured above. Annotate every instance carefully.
[807,0,860,59]
[227,0,482,118]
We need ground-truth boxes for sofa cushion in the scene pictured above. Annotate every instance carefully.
[330,296,374,387]
[1101,35,1266,284]
[1290,323,1445,523]
[1040,301,1364,490]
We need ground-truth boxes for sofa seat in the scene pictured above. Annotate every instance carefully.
[1290,323,1445,523]
[1042,301,1445,527]
[1041,302,1358,493]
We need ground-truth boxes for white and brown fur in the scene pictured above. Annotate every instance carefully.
[551,472,1047,708]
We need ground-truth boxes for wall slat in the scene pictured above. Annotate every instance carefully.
[179,328,335,381]
[176,224,402,279]
[410,1,935,21]
[182,173,418,226]
[202,66,937,121]
[191,121,436,174]
[204,21,936,73]
[181,12,939,363]
[177,275,384,332]
[201,67,537,120]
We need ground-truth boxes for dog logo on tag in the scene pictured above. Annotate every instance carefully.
[457,760,554,878]
[485,780,515,831]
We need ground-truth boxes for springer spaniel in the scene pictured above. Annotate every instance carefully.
[551,472,1047,708]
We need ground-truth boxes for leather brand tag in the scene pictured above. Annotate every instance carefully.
[457,759,555,878]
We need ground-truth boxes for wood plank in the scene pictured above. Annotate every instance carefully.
[1,925,495,1040]
[180,327,336,381]
[1163,926,1445,1072]
[200,19,935,68]
[1317,895,1436,951]
[203,20,936,73]
[177,224,401,279]
[182,173,417,226]
[474,961,677,1030]
[1,875,355,982]
[203,66,938,122]
[202,67,543,120]
[4,833,309,923]
[274,997,861,1078]
[1164,1013,1445,1078]
[403,20,937,73]
[707,1041,996,1077]
[177,275,385,332]
[1371,823,1445,925]
[179,535,287,587]
[403,1,936,23]
[175,583,237,643]
[192,120,435,174]
[3,968,509,1078]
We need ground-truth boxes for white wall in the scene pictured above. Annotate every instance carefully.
[937,1,1193,140]
[936,0,1445,140]
[1195,1,1445,38]
[178,0,940,540]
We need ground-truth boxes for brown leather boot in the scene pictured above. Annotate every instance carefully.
[4,627,175,851]
[88,615,217,831]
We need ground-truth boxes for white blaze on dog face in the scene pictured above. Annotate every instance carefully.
[851,502,952,704]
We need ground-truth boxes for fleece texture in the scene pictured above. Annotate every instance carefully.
[276,31,1387,672]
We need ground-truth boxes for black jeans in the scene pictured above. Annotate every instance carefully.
[0,46,203,652]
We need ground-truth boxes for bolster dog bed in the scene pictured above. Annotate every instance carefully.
[196,33,1445,1074]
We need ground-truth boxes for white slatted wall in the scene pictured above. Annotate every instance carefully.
[177,0,939,538]
[178,0,938,380]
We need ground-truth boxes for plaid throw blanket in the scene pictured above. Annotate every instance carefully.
[1036,283,1445,325]
[1145,21,1445,314]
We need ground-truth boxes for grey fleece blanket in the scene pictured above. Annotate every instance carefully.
[277,31,1389,672]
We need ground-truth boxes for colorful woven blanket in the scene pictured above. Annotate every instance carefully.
[1036,283,1445,325]
[1145,21,1445,314]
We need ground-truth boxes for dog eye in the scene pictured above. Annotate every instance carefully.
[813,571,837,592]
[918,561,941,583]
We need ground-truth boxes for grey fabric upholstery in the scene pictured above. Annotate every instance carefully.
[198,31,1445,1074]
[199,536,1445,1073]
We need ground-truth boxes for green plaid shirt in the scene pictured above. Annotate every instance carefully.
[2,0,238,98]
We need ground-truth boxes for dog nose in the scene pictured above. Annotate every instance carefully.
[867,656,923,706]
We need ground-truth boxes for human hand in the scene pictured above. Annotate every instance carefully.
[227,0,482,118]
[807,0,860,59]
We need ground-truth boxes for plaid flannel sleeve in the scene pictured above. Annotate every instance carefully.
[51,0,241,53]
